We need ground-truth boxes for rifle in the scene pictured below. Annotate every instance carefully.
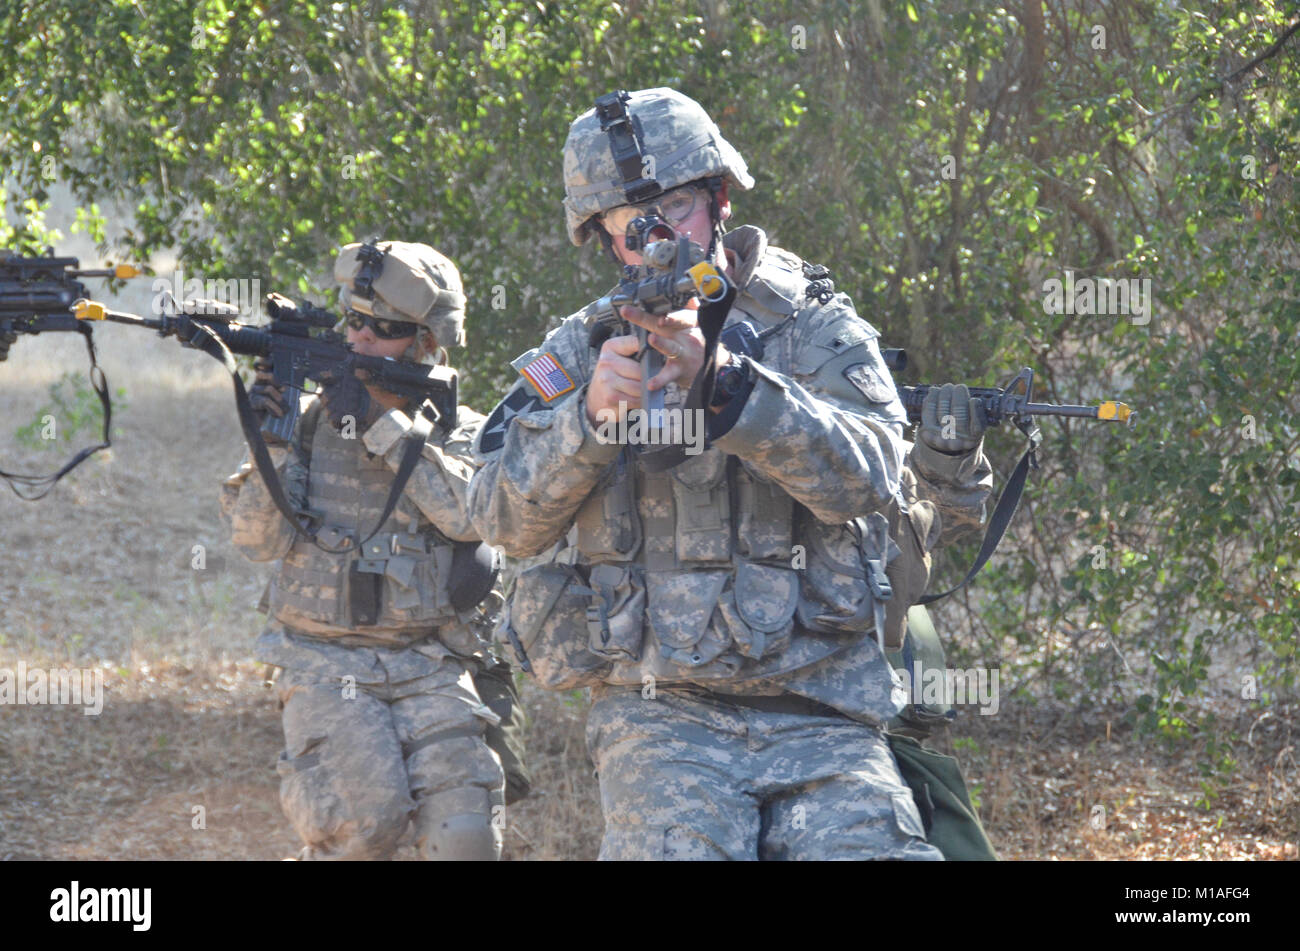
[76,294,459,442]
[75,292,459,553]
[584,214,730,470]
[881,349,1135,431]
[0,249,141,498]
[879,349,1135,605]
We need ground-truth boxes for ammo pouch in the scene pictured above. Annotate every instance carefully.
[348,531,495,627]
[499,562,613,690]
[795,508,901,649]
[717,562,800,661]
[578,563,646,661]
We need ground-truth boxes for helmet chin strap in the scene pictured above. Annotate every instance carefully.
[596,224,622,265]
[704,176,727,264]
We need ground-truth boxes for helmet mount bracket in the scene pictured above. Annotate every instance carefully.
[595,89,664,205]
[353,239,388,302]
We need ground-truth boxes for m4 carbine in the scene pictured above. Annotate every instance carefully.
[878,348,1135,606]
[583,214,730,470]
[76,293,459,441]
[881,349,1134,433]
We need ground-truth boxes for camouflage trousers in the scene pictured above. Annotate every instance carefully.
[585,684,943,861]
[272,645,505,861]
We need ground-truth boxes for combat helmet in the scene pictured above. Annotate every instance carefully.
[562,88,754,248]
[334,240,467,348]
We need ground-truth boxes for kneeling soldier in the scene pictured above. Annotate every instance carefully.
[221,240,510,860]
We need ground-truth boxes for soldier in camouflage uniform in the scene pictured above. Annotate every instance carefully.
[469,88,989,859]
[221,241,508,860]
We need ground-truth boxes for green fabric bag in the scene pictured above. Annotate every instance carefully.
[885,606,996,860]
[888,732,997,861]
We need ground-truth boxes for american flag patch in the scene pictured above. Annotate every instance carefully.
[519,352,576,401]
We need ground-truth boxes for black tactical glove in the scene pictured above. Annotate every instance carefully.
[0,327,16,362]
[264,291,298,322]
[248,358,289,424]
[317,364,383,433]
[919,382,987,454]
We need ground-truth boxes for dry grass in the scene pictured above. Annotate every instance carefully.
[944,704,1298,860]
[1,345,1295,860]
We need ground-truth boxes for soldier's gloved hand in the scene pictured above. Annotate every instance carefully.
[0,327,16,362]
[248,358,289,424]
[919,383,987,454]
[265,292,299,322]
[317,365,383,433]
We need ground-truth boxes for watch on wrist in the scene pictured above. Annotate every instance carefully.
[710,353,751,408]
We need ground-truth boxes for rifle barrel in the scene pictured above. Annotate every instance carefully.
[1023,402,1104,419]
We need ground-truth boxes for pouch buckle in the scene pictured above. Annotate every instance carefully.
[866,556,893,602]
[316,523,357,551]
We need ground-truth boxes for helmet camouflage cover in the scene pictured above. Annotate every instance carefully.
[562,87,754,247]
[334,240,468,348]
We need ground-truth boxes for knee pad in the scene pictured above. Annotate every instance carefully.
[417,811,501,861]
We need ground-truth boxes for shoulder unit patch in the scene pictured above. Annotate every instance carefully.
[478,386,546,455]
[843,362,897,404]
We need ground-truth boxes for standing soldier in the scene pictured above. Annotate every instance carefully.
[221,240,515,860]
[470,88,948,859]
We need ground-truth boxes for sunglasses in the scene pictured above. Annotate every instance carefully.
[600,185,705,238]
[344,309,420,339]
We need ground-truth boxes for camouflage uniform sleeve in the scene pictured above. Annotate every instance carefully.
[711,296,907,523]
[467,318,621,558]
[219,399,316,562]
[361,402,486,542]
[906,437,994,547]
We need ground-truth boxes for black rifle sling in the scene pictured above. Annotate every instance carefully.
[917,443,1034,605]
[192,323,426,555]
[685,282,737,418]
[1,324,112,500]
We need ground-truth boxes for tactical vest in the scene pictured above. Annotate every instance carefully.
[271,404,463,635]
[503,247,905,689]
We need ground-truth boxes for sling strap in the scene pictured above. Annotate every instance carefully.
[918,438,1039,605]
[1,324,112,500]
[190,321,428,554]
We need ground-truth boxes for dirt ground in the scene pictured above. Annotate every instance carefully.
[1,335,1296,860]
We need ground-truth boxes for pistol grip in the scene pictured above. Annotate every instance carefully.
[637,326,666,416]
[262,400,299,443]
[262,359,304,442]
